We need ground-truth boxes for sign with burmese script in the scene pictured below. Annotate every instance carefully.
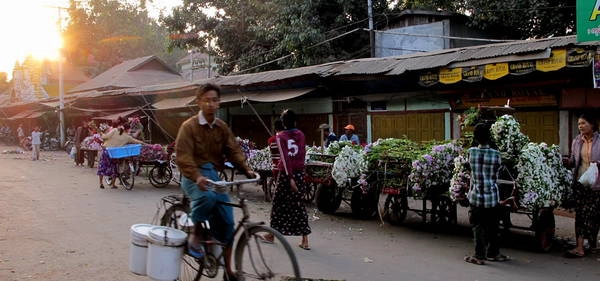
[418,71,439,87]
[577,0,600,42]
[536,49,566,72]
[462,66,484,83]
[439,68,462,84]
[567,48,593,67]
[483,63,509,80]
[509,61,535,75]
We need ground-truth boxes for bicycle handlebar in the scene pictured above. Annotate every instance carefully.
[206,171,261,190]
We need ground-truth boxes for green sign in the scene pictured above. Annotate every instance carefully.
[578,0,600,42]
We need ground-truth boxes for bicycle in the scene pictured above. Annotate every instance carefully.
[157,173,301,281]
[104,156,139,190]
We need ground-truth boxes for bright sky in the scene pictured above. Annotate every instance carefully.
[0,0,182,80]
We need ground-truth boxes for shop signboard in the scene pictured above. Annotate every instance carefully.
[577,0,600,42]
[439,68,462,84]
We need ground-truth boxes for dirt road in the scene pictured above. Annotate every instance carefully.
[1,146,599,281]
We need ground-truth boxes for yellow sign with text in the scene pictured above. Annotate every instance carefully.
[483,63,509,80]
[439,68,462,84]
[536,49,566,72]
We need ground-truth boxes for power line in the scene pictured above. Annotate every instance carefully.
[233,28,362,74]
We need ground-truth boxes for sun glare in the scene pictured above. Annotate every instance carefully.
[0,1,66,78]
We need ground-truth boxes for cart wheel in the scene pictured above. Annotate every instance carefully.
[350,185,377,219]
[384,192,408,225]
[534,208,555,252]
[315,183,342,214]
[303,182,316,203]
[431,197,456,226]
[149,164,173,188]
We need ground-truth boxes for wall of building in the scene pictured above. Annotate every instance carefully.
[374,20,449,57]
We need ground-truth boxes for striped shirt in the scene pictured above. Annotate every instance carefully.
[467,145,501,208]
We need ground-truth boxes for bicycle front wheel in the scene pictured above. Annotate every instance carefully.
[234,225,300,281]
[149,164,173,188]
[118,160,136,190]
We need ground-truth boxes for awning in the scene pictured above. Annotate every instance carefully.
[92,108,141,122]
[24,111,49,119]
[7,110,36,120]
[222,88,315,104]
[152,95,197,110]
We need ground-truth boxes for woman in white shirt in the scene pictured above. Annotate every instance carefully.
[31,127,43,161]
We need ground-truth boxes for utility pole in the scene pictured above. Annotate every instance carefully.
[48,5,67,147]
[367,0,375,58]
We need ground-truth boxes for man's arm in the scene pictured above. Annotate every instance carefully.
[175,122,200,181]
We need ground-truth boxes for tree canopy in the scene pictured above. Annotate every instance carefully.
[162,0,394,75]
[62,0,185,77]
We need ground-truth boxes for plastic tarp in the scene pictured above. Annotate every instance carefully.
[152,95,197,110]
[92,108,141,122]
[23,111,48,119]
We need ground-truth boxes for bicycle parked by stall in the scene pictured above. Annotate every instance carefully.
[156,173,301,281]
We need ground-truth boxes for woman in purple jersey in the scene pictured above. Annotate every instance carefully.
[265,109,312,250]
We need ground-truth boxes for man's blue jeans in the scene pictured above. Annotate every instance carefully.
[181,163,234,244]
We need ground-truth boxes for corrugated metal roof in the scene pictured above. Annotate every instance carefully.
[69,56,185,94]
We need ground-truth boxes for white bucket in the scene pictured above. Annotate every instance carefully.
[146,226,188,281]
[129,224,154,275]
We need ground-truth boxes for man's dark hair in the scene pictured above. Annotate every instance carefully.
[579,113,598,132]
[196,83,221,99]
[273,119,285,132]
[280,109,296,129]
[473,123,492,145]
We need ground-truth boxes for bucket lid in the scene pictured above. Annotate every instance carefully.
[147,226,187,246]
[130,224,154,241]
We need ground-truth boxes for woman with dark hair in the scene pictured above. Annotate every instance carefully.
[565,113,600,257]
[264,109,312,250]
[97,123,145,189]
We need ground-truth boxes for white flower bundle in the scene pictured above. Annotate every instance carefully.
[332,145,368,187]
[247,147,272,171]
[516,143,571,210]
[491,115,529,164]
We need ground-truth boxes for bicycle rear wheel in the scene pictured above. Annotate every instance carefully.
[118,160,136,190]
[234,225,300,281]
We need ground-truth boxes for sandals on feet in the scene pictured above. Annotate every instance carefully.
[486,254,510,262]
[464,255,485,265]
[298,244,311,250]
[99,184,105,189]
[564,249,585,258]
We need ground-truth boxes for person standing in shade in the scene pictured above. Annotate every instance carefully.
[176,83,255,281]
[31,126,42,161]
[264,109,312,250]
[565,113,600,258]
[74,120,90,166]
[338,124,359,145]
[464,123,509,265]
[320,124,337,148]
[17,124,24,144]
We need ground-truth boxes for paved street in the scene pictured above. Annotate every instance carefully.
[1,145,599,281]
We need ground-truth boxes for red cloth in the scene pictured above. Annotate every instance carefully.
[276,129,306,175]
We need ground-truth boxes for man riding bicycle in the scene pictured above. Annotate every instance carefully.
[175,83,255,281]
